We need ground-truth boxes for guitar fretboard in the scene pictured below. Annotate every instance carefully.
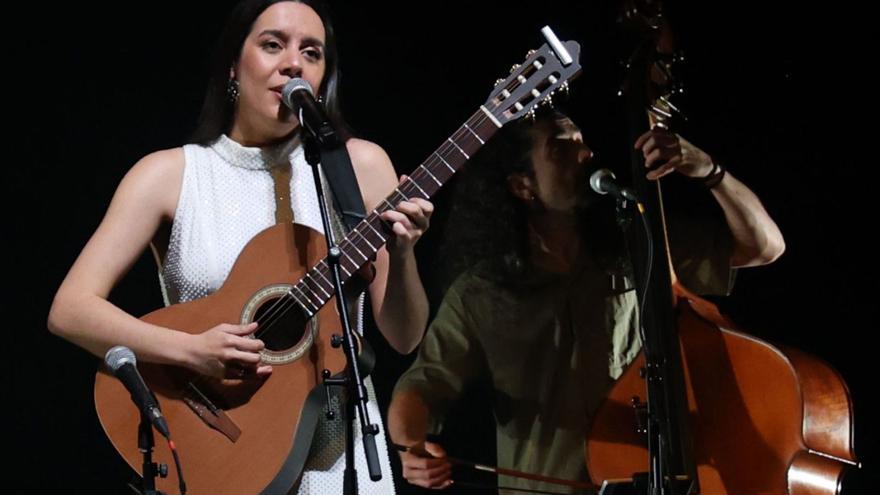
[290,108,500,315]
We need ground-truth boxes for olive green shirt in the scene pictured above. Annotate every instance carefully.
[395,219,734,494]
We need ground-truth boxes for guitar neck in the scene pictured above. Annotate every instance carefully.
[290,108,501,315]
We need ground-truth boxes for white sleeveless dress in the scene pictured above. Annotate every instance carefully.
[160,134,396,494]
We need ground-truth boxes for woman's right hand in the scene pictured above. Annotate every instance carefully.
[185,322,273,379]
[400,440,453,489]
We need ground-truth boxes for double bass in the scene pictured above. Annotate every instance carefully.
[587,2,859,493]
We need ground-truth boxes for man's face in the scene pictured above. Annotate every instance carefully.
[528,116,596,212]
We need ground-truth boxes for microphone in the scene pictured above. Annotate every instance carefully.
[589,168,638,202]
[281,78,338,147]
[104,346,171,438]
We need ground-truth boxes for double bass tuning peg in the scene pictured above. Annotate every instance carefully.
[672,50,685,64]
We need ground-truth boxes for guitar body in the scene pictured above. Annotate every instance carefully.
[95,223,352,494]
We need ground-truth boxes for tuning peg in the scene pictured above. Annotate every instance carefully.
[658,95,688,121]
[510,63,521,74]
[559,81,570,95]
[526,108,537,123]
[652,120,669,130]
[673,50,685,64]
[494,78,506,87]
[525,49,537,59]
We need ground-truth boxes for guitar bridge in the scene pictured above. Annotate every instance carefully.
[182,382,242,442]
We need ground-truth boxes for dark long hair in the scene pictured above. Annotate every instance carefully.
[440,110,626,289]
[190,0,346,144]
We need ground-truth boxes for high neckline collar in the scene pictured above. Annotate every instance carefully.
[212,133,302,170]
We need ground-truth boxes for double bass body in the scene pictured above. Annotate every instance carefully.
[587,284,858,494]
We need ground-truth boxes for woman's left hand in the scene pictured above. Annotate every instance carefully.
[380,175,433,256]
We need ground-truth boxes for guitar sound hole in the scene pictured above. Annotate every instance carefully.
[253,297,310,352]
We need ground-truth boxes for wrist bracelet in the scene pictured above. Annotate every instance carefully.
[701,162,726,189]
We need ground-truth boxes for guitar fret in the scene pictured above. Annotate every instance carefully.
[306,263,333,299]
[463,123,485,144]
[317,260,351,289]
[304,273,331,301]
[286,287,314,316]
[434,152,455,173]
[291,283,313,308]
[422,166,442,187]
[373,211,393,232]
[314,265,332,286]
[310,273,332,300]
[447,138,470,160]
[321,257,353,279]
[394,187,410,201]
[365,215,388,240]
[339,251,357,274]
[353,229,377,252]
[292,283,319,312]
[344,239,368,262]
[407,177,428,199]
[456,119,490,158]
[381,198,396,211]
[340,250,356,266]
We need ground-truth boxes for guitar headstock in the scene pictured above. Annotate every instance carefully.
[482,27,582,126]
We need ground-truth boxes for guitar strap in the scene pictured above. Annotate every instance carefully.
[270,160,294,224]
[315,142,376,376]
[268,142,366,231]
[261,385,326,495]
[319,144,366,231]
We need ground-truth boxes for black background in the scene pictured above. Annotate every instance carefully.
[11,1,877,493]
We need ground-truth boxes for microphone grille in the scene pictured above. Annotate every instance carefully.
[104,345,136,373]
[589,168,616,195]
[281,78,314,109]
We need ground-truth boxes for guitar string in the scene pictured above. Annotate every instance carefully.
[249,112,493,345]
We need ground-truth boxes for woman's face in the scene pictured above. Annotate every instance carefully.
[232,1,327,138]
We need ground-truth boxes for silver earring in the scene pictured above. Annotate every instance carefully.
[227,79,240,103]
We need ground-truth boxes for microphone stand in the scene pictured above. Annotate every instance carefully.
[138,410,167,495]
[301,129,382,495]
